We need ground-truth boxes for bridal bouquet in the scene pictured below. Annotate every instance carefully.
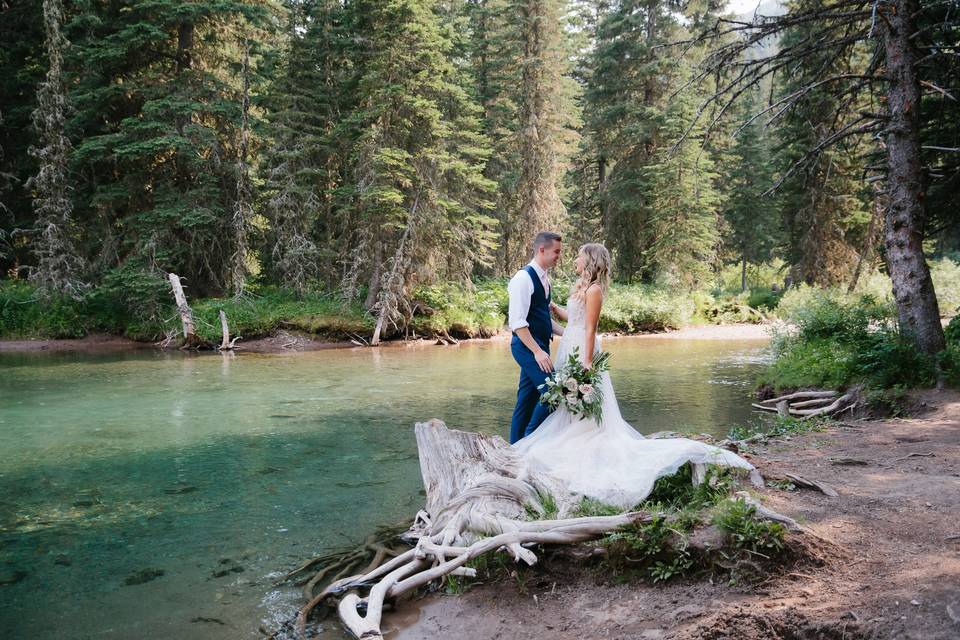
[538,347,611,421]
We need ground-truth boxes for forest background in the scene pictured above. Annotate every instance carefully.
[1,0,959,379]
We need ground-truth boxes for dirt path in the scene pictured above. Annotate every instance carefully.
[387,390,960,640]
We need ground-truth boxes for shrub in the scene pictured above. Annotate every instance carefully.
[0,281,87,338]
[762,284,950,390]
[712,498,786,555]
[410,280,505,338]
[694,291,767,324]
[600,284,695,332]
[946,315,960,346]
[930,257,960,316]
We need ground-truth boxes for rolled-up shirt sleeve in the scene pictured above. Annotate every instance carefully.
[507,270,534,331]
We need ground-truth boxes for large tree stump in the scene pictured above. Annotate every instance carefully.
[291,421,778,640]
[297,420,651,639]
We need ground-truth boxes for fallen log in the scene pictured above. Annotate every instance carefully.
[784,473,839,497]
[752,389,858,421]
[794,393,855,419]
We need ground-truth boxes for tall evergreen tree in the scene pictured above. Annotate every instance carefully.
[68,0,271,295]
[771,1,871,287]
[639,75,721,289]
[721,88,780,291]
[510,0,579,266]
[261,0,350,295]
[0,1,47,275]
[29,0,86,297]
[464,0,579,271]
[335,0,495,342]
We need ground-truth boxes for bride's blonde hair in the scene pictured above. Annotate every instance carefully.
[571,243,611,301]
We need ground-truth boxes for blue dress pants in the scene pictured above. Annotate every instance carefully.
[509,339,554,444]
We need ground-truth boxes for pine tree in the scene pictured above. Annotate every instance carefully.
[29,0,86,298]
[771,3,871,287]
[464,0,579,272]
[68,0,272,295]
[338,0,495,342]
[261,0,349,295]
[510,0,579,266]
[0,1,47,275]
[639,77,721,289]
[582,0,708,282]
[722,88,780,291]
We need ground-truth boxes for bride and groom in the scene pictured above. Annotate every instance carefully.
[507,232,755,508]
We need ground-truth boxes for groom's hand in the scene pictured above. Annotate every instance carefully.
[534,349,553,373]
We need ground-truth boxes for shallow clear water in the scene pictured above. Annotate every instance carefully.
[0,335,768,639]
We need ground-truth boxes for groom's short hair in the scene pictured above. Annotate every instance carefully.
[533,231,562,251]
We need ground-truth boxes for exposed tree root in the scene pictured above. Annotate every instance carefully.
[265,421,810,640]
[753,388,861,420]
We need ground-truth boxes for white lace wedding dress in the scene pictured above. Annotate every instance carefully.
[513,296,757,508]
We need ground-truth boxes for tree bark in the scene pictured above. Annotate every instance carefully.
[741,253,747,293]
[880,0,945,354]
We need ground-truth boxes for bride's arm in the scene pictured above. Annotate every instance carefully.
[549,301,568,322]
[551,319,564,336]
[583,285,602,366]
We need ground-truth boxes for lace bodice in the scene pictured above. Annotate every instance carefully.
[564,296,587,330]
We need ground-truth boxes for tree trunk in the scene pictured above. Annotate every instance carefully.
[168,273,199,346]
[741,253,747,293]
[880,0,945,354]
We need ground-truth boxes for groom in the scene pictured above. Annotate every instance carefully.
[508,231,564,444]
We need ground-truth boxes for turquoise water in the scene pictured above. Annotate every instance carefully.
[0,335,768,639]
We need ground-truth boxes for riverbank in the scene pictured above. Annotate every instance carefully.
[0,322,775,354]
[387,389,960,640]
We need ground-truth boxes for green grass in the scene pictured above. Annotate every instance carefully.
[726,414,828,442]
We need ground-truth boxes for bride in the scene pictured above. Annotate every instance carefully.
[513,243,757,508]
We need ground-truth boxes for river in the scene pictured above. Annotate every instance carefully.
[0,334,768,639]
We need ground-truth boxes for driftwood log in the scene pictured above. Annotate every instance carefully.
[218,309,241,350]
[288,420,779,640]
[752,389,859,419]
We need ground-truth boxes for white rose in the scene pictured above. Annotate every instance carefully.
[564,377,578,392]
[578,383,594,396]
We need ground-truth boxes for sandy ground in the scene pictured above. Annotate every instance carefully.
[0,333,152,353]
[0,323,774,354]
[384,389,960,640]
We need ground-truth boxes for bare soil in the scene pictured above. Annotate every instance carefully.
[0,333,151,353]
[0,323,774,354]
[386,389,960,640]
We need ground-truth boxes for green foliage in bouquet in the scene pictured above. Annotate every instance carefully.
[538,347,611,421]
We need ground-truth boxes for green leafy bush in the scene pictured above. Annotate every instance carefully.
[945,314,960,346]
[694,290,767,324]
[760,287,940,390]
[411,280,505,338]
[600,284,695,332]
[0,281,88,338]
[712,498,786,554]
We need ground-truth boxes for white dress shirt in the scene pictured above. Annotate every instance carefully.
[508,260,550,331]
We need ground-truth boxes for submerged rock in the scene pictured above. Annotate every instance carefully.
[124,568,165,585]
[0,569,28,585]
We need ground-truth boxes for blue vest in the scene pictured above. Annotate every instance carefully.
[512,265,552,351]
